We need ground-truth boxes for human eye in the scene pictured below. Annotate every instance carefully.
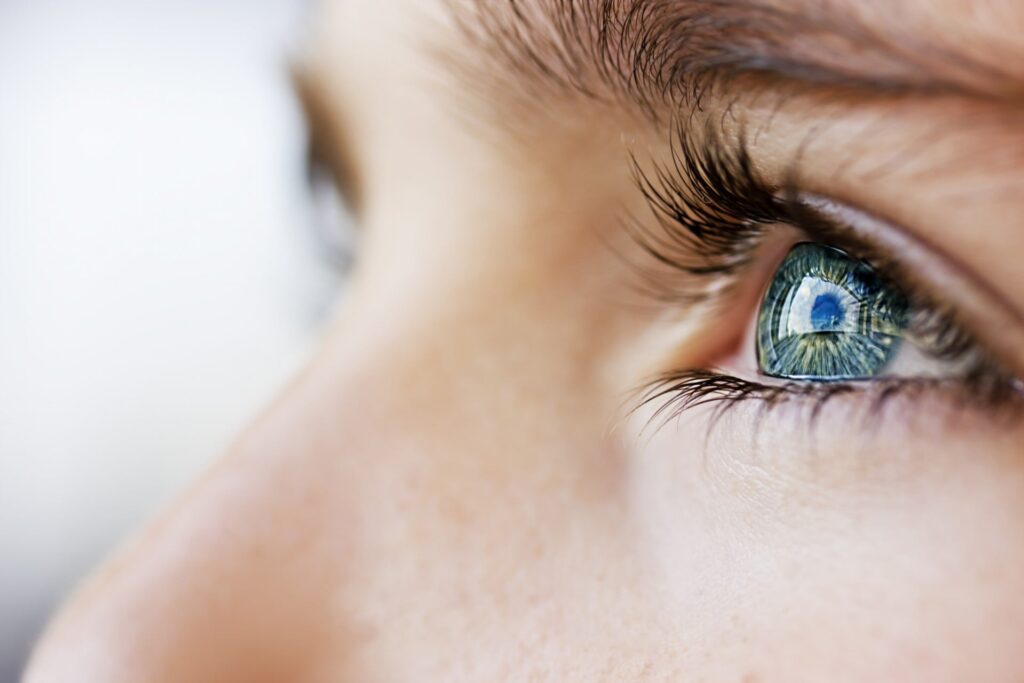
[756,242,909,382]
[631,120,1024,431]
[294,67,360,278]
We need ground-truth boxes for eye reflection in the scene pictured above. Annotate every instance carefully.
[757,243,909,381]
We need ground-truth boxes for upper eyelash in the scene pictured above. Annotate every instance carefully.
[627,116,783,298]
[628,114,1022,419]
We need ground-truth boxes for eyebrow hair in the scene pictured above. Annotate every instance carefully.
[446,0,1024,118]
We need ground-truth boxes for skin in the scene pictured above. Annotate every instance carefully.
[24,0,1024,681]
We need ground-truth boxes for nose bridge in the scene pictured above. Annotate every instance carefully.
[25,256,631,682]
[23,385,357,683]
[16,346,472,680]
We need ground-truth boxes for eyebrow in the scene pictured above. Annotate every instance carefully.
[447,0,1024,117]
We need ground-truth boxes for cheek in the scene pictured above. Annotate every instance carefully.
[626,401,1024,677]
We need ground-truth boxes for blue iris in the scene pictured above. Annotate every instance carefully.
[756,243,909,380]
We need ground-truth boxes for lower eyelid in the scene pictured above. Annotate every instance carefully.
[636,367,1019,445]
[882,335,979,380]
[638,369,876,440]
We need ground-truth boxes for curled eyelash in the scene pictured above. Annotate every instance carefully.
[626,117,779,300]
[629,115,1023,424]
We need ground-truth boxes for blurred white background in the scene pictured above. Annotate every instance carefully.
[0,0,341,677]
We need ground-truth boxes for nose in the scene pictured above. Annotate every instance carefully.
[21,341,386,682]
[20,274,527,682]
[22,297,623,683]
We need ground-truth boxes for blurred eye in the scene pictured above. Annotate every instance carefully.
[307,152,358,274]
[757,243,909,381]
[290,142,358,326]
[293,69,360,277]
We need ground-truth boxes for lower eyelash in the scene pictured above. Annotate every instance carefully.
[639,369,862,435]
[637,368,1024,437]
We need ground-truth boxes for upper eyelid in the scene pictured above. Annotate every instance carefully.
[798,195,1024,328]
[754,96,1024,359]
[627,116,1024,385]
[792,195,1024,379]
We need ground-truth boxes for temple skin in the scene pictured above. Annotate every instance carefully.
[24,0,1024,681]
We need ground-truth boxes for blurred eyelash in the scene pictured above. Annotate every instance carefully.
[630,116,1023,421]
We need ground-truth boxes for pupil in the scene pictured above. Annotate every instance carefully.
[810,293,844,331]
